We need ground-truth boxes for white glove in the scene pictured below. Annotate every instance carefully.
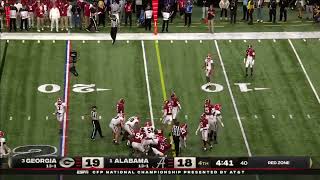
[221,122,224,127]
[252,59,255,65]
[195,131,198,136]
[243,58,246,64]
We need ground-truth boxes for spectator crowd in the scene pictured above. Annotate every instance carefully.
[0,0,319,33]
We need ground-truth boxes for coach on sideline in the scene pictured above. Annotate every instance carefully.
[91,106,104,140]
[172,121,182,156]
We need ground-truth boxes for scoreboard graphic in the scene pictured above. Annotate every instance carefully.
[0,156,317,175]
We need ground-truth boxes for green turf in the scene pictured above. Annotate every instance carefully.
[67,41,149,156]
[217,39,320,156]
[0,40,65,149]
[144,40,249,156]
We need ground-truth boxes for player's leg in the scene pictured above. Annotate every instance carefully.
[96,121,103,138]
[91,121,97,140]
[250,62,254,76]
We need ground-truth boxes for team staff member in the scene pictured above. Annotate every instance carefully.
[207,5,215,33]
[86,2,99,32]
[161,6,171,33]
[172,121,181,156]
[91,106,104,140]
[144,4,152,31]
[229,0,237,24]
[279,0,288,22]
[110,14,118,44]
[268,0,276,23]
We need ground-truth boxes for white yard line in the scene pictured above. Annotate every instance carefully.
[288,39,320,104]
[214,40,252,157]
[1,32,320,40]
[141,40,155,128]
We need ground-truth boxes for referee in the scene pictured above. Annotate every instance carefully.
[91,106,104,140]
[110,14,119,44]
[172,121,181,156]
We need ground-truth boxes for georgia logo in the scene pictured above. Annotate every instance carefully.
[59,157,75,168]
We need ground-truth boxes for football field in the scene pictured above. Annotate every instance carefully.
[1,33,320,176]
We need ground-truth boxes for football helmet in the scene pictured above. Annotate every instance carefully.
[57,98,62,105]
[0,131,4,138]
[205,99,211,105]
[214,104,222,111]
[119,98,125,104]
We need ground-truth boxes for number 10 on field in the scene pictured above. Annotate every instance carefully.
[174,157,196,168]
[82,157,104,168]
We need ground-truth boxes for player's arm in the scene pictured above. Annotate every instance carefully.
[195,124,200,135]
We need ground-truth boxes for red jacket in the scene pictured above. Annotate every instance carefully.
[124,2,132,13]
[35,4,44,17]
[60,2,68,16]
[84,3,90,17]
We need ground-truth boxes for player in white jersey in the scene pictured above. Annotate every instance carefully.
[54,98,66,122]
[124,116,140,136]
[0,131,11,160]
[141,121,159,148]
[109,114,124,144]
[203,53,214,83]
[208,104,224,144]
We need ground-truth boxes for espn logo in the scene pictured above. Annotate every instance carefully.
[59,157,75,168]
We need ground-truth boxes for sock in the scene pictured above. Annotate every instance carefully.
[206,76,210,83]
[245,68,248,76]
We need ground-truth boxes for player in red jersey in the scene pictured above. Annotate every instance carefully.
[162,100,173,125]
[116,98,125,116]
[244,45,256,77]
[204,99,214,122]
[151,135,171,156]
[0,131,11,159]
[195,113,212,151]
[203,53,214,83]
[180,123,188,149]
[130,130,147,155]
[170,93,182,121]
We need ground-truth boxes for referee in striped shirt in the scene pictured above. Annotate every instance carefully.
[172,121,181,156]
[91,106,104,140]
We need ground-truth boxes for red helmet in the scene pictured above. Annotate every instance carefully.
[0,131,4,138]
[119,98,125,104]
[205,99,211,105]
[214,104,222,111]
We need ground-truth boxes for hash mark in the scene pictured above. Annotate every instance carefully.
[170,40,173,43]
[52,40,55,43]
[243,40,247,43]
[6,40,9,43]
[258,39,261,42]
[97,40,100,43]
[289,114,293,119]
[81,116,84,120]
[254,115,258,119]
[22,40,25,43]
[82,40,85,43]
[46,116,48,120]
[273,39,276,42]
[37,40,40,43]
[28,116,31,120]
[272,115,275,119]
[199,40,202,43]
[185,40,188,43]
[307,114,311,119]
[303,39,306,42]
[99,116,102,120]
[9,116,12,121]
[229,40,232,43]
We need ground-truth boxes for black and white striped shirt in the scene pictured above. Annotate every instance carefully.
[91,111,98,121]
[172,125,181,137]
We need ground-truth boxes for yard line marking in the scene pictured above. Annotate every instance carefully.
[289,114,293,119]
[28,116,31,120]
[155,41,167,100]
[154,40,176,158]
[214,40,252,156]
[254,115,258,119]
[307,114,311,119]
[46,116,48,120]
[141,40,155,127]
[288,39,320,104]
[272,115,275,119]
[254,87,270,91]
[9,116,12,121]
[60,40,71,157]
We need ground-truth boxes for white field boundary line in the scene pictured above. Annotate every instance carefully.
[1,32,320,40]
[141,40,155,128]
[214,40,252,156]
[288,39,320,104]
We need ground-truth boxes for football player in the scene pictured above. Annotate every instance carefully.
[109,114,124,144]
[130,129,147,155]
[203,53,214,83]
[208,104,224,144]
[204,99,214,123]
[122,116,140,141]
[116,98,125,117]
[195,113,212,151]
[162,100,173,125]
[54,98,66,122]
[170,93,182,121]
[180,123,188,149]
[0,131,11,159]
[151,135,171,157]
[141,121,158,148]
[244,45,256,77]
